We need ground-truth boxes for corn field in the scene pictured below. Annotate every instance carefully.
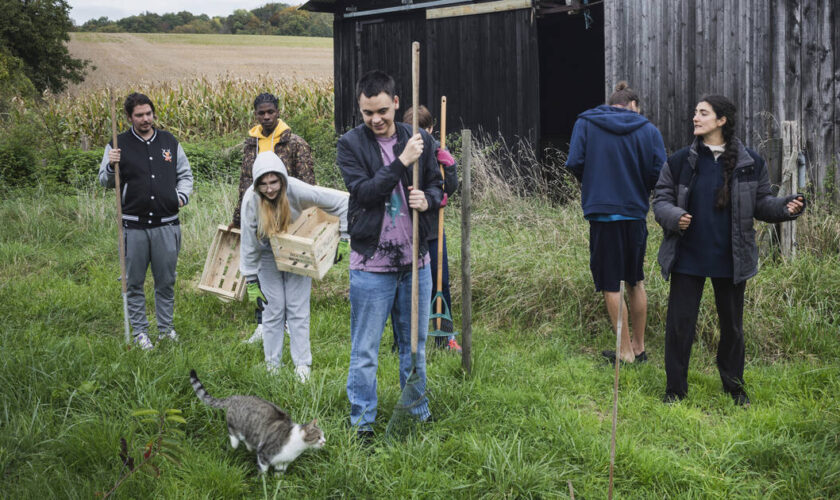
[45,75,334,147]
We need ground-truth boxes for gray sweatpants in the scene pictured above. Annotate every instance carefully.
[257,250,312,368]
[125,224,181,336]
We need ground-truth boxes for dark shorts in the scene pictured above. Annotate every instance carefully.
[589,220,647,292]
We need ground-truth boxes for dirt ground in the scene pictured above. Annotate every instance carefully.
[66,33,333,94]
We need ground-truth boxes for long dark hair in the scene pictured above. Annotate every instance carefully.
[700,95,738,209]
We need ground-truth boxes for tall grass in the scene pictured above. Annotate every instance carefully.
[1,176,838,498]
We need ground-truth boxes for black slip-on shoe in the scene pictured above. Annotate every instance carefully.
[731,392,751,407]
[662,392,683,404]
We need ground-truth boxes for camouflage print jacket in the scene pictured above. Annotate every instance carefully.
[231,128,316,228]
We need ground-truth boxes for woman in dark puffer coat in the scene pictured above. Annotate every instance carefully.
[653,95,805,406]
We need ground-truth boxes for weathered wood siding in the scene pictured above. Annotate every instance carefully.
[331,4,540,143]
[606,0,838,194]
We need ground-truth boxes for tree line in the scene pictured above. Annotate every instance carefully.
[76,3,332,37]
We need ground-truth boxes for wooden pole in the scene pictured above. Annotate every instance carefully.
[435,96,447,330]
[608,280,625,499]
[110,94,131,345]
[460,129,472,374]
[410,41,420,357]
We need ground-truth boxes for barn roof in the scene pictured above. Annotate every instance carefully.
[301,0,484,15]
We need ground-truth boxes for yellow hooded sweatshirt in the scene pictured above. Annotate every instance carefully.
[249,120,290,153]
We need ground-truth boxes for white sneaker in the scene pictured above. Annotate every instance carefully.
[159,329,179,342]
[133,332,154,351]
[294,365,311,383]
[245,324,263,344]
[266,362,281,375]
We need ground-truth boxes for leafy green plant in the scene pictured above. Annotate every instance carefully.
[99,408,185,499]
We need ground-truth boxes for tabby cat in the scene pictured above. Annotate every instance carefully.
[189,369,325,473]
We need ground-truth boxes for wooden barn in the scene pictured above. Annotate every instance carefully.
[302,0,839,193]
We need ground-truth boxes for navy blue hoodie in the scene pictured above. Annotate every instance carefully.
[566,105,666,219]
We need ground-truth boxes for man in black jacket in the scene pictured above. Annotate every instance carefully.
[338,70,443,439]
[98,93,193,350]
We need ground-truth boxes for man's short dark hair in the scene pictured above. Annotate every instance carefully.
[124,92,155,116]
[356,70,395,101]
[253,92,279,110]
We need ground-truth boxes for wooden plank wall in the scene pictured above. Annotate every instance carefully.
[332,7,540,143]
[605,0,837,195]
[426,8,540,143]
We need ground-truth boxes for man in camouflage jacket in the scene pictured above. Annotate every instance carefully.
[230,93,316,228]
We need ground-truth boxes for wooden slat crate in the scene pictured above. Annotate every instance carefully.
[270,207,340,280]
[198,225,246,302]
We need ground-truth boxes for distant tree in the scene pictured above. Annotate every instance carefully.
[0,47,36,112]
[72,3,333,38]
[0,0,88,94]
[172,18,215,34]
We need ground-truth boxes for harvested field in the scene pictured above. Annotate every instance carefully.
[66,32,333,95]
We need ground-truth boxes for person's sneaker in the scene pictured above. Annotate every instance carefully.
[355,429,375,446]
[159,329,179,342]
[133,332,154,351]
[266,363,281,375]
[731,392,751,407]
[662,392,683,404]
[447,338,462,353]
[245,324,263,344]
[295,365,311,383]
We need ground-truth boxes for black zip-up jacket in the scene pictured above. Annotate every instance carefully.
[337,122,444,259]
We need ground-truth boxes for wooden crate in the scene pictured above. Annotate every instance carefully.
[198,225,246,302]
[270,207,340,280]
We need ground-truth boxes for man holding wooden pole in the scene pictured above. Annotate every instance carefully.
[337,70,443,441]
[98,92,193,350]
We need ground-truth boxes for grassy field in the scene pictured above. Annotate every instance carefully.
[65,33,333,94]
[70,32,333,48]
[1,171,838,497]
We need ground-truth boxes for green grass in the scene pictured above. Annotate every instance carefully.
[70,32,333,48]
[1,180,838,498]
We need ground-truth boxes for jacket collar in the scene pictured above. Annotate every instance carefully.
[688,136,754,170]
[130,127,157,143]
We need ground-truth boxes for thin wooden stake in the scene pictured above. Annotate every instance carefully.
[608,280,625,499]
[110,94,131,345]
[460,129,472,374]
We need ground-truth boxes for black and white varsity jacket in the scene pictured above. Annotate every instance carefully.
[98,127,193,229]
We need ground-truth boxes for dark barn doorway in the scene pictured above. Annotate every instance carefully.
[538,4,605,153]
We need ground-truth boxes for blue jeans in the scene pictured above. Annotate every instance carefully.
[347,266,432,430]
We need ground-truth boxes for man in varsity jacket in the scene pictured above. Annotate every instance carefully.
[98,92,194,350]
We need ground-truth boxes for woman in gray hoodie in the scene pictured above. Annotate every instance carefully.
[240,152,348,382]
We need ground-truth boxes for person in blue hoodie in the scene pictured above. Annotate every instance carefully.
[566,81,667,364]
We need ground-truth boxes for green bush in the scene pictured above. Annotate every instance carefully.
[181,142,242,183]
[42,148,104,189]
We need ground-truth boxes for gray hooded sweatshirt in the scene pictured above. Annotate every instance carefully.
[240,151,348,279]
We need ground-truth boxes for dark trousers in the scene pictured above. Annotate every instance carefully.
[664,272,747,397]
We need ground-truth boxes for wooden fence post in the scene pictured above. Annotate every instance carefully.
[460,129,472,375]
[779,121,800,259]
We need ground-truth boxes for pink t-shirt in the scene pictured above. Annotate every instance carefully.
[349,134,429,272]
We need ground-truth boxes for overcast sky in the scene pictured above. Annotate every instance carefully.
[68,1,305,25]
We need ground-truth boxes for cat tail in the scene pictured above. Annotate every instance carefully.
[189,369,228,409]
